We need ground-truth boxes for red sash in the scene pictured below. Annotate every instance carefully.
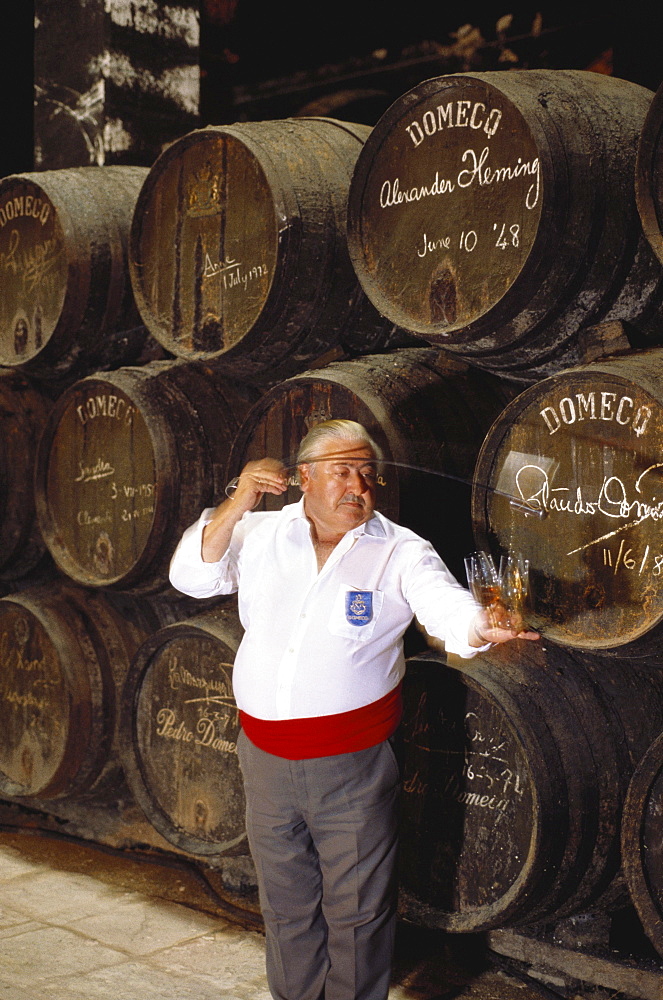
[239,682,403,760]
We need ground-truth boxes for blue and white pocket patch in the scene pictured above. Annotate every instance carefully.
[345,591,373,626]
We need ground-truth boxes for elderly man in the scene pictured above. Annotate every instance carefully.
[169,419,537,1000]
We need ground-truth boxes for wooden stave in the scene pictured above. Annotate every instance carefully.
[621,730,663,959]
[347,70,663,385]
[469,69,663,381]
[0,166,152,379]
[241,118,414,369]
[128,118,406,382]
[119,602,246,857]
[0,370,54,582]
[636,79,663,267]
[33,359,259,594]
[397,642,663,933]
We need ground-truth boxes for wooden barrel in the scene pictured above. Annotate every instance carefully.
[636,80,663,266]
[0,580,168,800]
[0,166,153,379]
[34,360,259,594]
[227,348,514,580]
[0,370,54,582]
[398,642,663,932]
[347,70,663,384]
[128,117,409,382]
[472,348,663,656]
[621,731,663,958]
[119,602,246,857]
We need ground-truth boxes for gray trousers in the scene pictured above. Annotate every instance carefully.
[236,730,400,1000]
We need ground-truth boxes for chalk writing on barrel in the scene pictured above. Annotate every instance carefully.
[514,464,663,522]
[379,149,540,210]
[155,706,237,755]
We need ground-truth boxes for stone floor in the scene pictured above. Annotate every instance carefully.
[0,826,549,1000]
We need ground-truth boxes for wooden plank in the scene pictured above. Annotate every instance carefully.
[487,928,663,1000]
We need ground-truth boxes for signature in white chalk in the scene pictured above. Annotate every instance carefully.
[513,463,663,555]
[0,228,64,295]
[514,463,663,519]
[74,458,115,483]
[203,253,240,278]
[203,253,268,292]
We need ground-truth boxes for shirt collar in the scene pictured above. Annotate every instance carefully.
[285,498,386,538]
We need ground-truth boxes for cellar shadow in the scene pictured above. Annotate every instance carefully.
[396,636,474,927]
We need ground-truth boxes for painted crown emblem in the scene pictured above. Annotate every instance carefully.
[187,163,221,217]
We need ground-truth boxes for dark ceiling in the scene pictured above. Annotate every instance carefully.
[1,4,660,178]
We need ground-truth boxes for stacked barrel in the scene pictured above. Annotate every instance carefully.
[3,68,663,977]
[0,166,226,864]
[344,68,663,974]
[344,69,663,973]
[0,166,155,379]
[347,70,663,382]
[0,118,434,922]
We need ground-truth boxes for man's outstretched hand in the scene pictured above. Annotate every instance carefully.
[470,603,540,647]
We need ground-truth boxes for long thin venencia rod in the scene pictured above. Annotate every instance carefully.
[270,456,546,519]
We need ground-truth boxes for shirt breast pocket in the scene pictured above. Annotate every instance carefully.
[328,587,384,642]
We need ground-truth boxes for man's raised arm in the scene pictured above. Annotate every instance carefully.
[201,458,288,561]
[169,458,288,597]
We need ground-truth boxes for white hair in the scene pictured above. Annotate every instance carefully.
[296,419,383,465]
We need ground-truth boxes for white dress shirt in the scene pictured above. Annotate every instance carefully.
[169,499,484,721]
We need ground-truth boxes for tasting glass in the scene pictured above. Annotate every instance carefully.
[498,553,530,630]
[465,549,531,632]
[464,551,501,610]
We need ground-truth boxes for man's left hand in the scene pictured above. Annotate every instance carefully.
[470,604,540,647]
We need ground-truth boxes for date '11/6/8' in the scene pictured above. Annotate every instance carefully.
[602,541,663,576]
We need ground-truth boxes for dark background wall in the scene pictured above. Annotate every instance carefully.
[0,3,661,179]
